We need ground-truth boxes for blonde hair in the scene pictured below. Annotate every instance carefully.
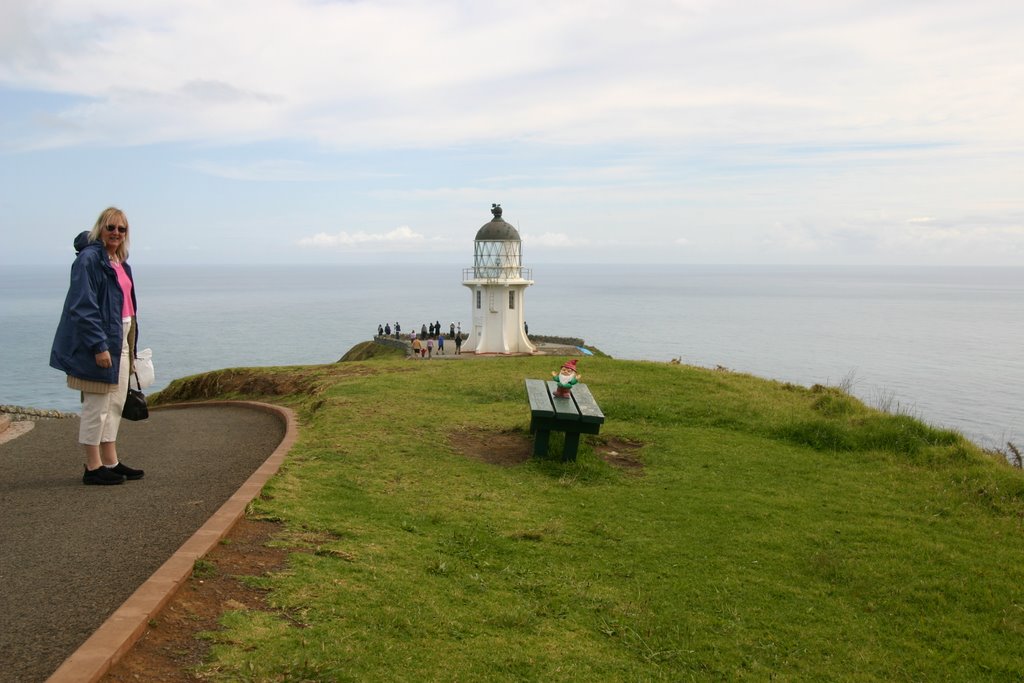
[86,207,130,262]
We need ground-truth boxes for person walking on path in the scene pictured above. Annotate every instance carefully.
[49,207,145,486]
[426,337,434,359]
[411,336,422,359]
[437,333,445,355]
[455,332,463,355]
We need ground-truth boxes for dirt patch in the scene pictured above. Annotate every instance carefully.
[592,436,646,474]
[101,518,288,683]
[448,429,646,473]
[448,428,533,466]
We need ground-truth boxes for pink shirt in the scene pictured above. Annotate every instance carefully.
[111,261,135,318]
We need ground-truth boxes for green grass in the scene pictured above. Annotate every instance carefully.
[157,355,1024,681]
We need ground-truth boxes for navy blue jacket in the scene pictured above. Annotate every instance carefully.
[49,232,139,384]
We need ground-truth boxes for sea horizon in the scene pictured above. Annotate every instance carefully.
[3,263,1021,452]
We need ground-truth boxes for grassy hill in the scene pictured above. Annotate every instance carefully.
[154,352,1024,681]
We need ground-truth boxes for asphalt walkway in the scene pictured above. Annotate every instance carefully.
[0,405,287,683]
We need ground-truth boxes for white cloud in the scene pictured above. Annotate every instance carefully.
[4,1,1023,151]
[761,223,829,253]
[4,0,1024,267]
[297,225,443,250]
[878,222,1024,256]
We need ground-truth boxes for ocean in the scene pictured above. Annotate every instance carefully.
[3,263,1022,450]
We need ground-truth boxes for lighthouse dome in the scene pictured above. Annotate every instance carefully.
[475,204,521,241]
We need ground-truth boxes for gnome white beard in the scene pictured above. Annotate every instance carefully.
[558,369,576,385]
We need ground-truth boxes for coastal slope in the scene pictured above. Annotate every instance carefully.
[138,351,1024,681]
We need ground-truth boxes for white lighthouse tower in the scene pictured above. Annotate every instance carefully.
[462,204,537,354]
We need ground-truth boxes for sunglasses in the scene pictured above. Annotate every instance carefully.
[104,225,127,234]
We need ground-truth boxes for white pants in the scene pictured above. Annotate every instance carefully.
[79,318,131,446]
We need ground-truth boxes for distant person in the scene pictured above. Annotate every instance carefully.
[437,333,445,355]
[524,321,529,336]
[377,324,384,337]
[435,320,441,337]
[426,337,434,358]
[454,332,463,355]
[384,323,391,336]
[49,207,145,486]
[394,322,401,339]
[449,322,455,338]
[421,323,428,338]
[411,337,422,359]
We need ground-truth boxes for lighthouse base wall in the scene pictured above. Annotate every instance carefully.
[463,282,536,354]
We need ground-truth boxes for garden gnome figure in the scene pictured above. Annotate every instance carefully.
[552,359,580,398]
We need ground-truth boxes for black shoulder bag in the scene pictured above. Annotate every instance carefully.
[122,371,149,421]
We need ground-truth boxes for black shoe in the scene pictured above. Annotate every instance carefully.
[83,465,126,485]
[109,462,144,480]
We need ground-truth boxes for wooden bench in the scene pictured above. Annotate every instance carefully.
[525,379,605,461]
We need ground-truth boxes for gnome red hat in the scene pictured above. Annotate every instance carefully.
[561,359,578,372]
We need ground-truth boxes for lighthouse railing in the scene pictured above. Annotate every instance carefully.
[463,266,532,282]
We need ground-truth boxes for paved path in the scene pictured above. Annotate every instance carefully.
[0,405,287,683]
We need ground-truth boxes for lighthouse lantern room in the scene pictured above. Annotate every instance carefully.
[462,204,536,354]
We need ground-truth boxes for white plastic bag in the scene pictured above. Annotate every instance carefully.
[134,347,155,388]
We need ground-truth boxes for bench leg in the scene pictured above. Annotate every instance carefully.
[563,432,581,462]
[533,429,551,457]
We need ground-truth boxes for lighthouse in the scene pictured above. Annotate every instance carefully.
[462,204,537,354]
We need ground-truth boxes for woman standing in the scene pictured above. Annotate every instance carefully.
[50,207,145,485]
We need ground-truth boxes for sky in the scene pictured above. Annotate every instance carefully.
[1,0,1022,266]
